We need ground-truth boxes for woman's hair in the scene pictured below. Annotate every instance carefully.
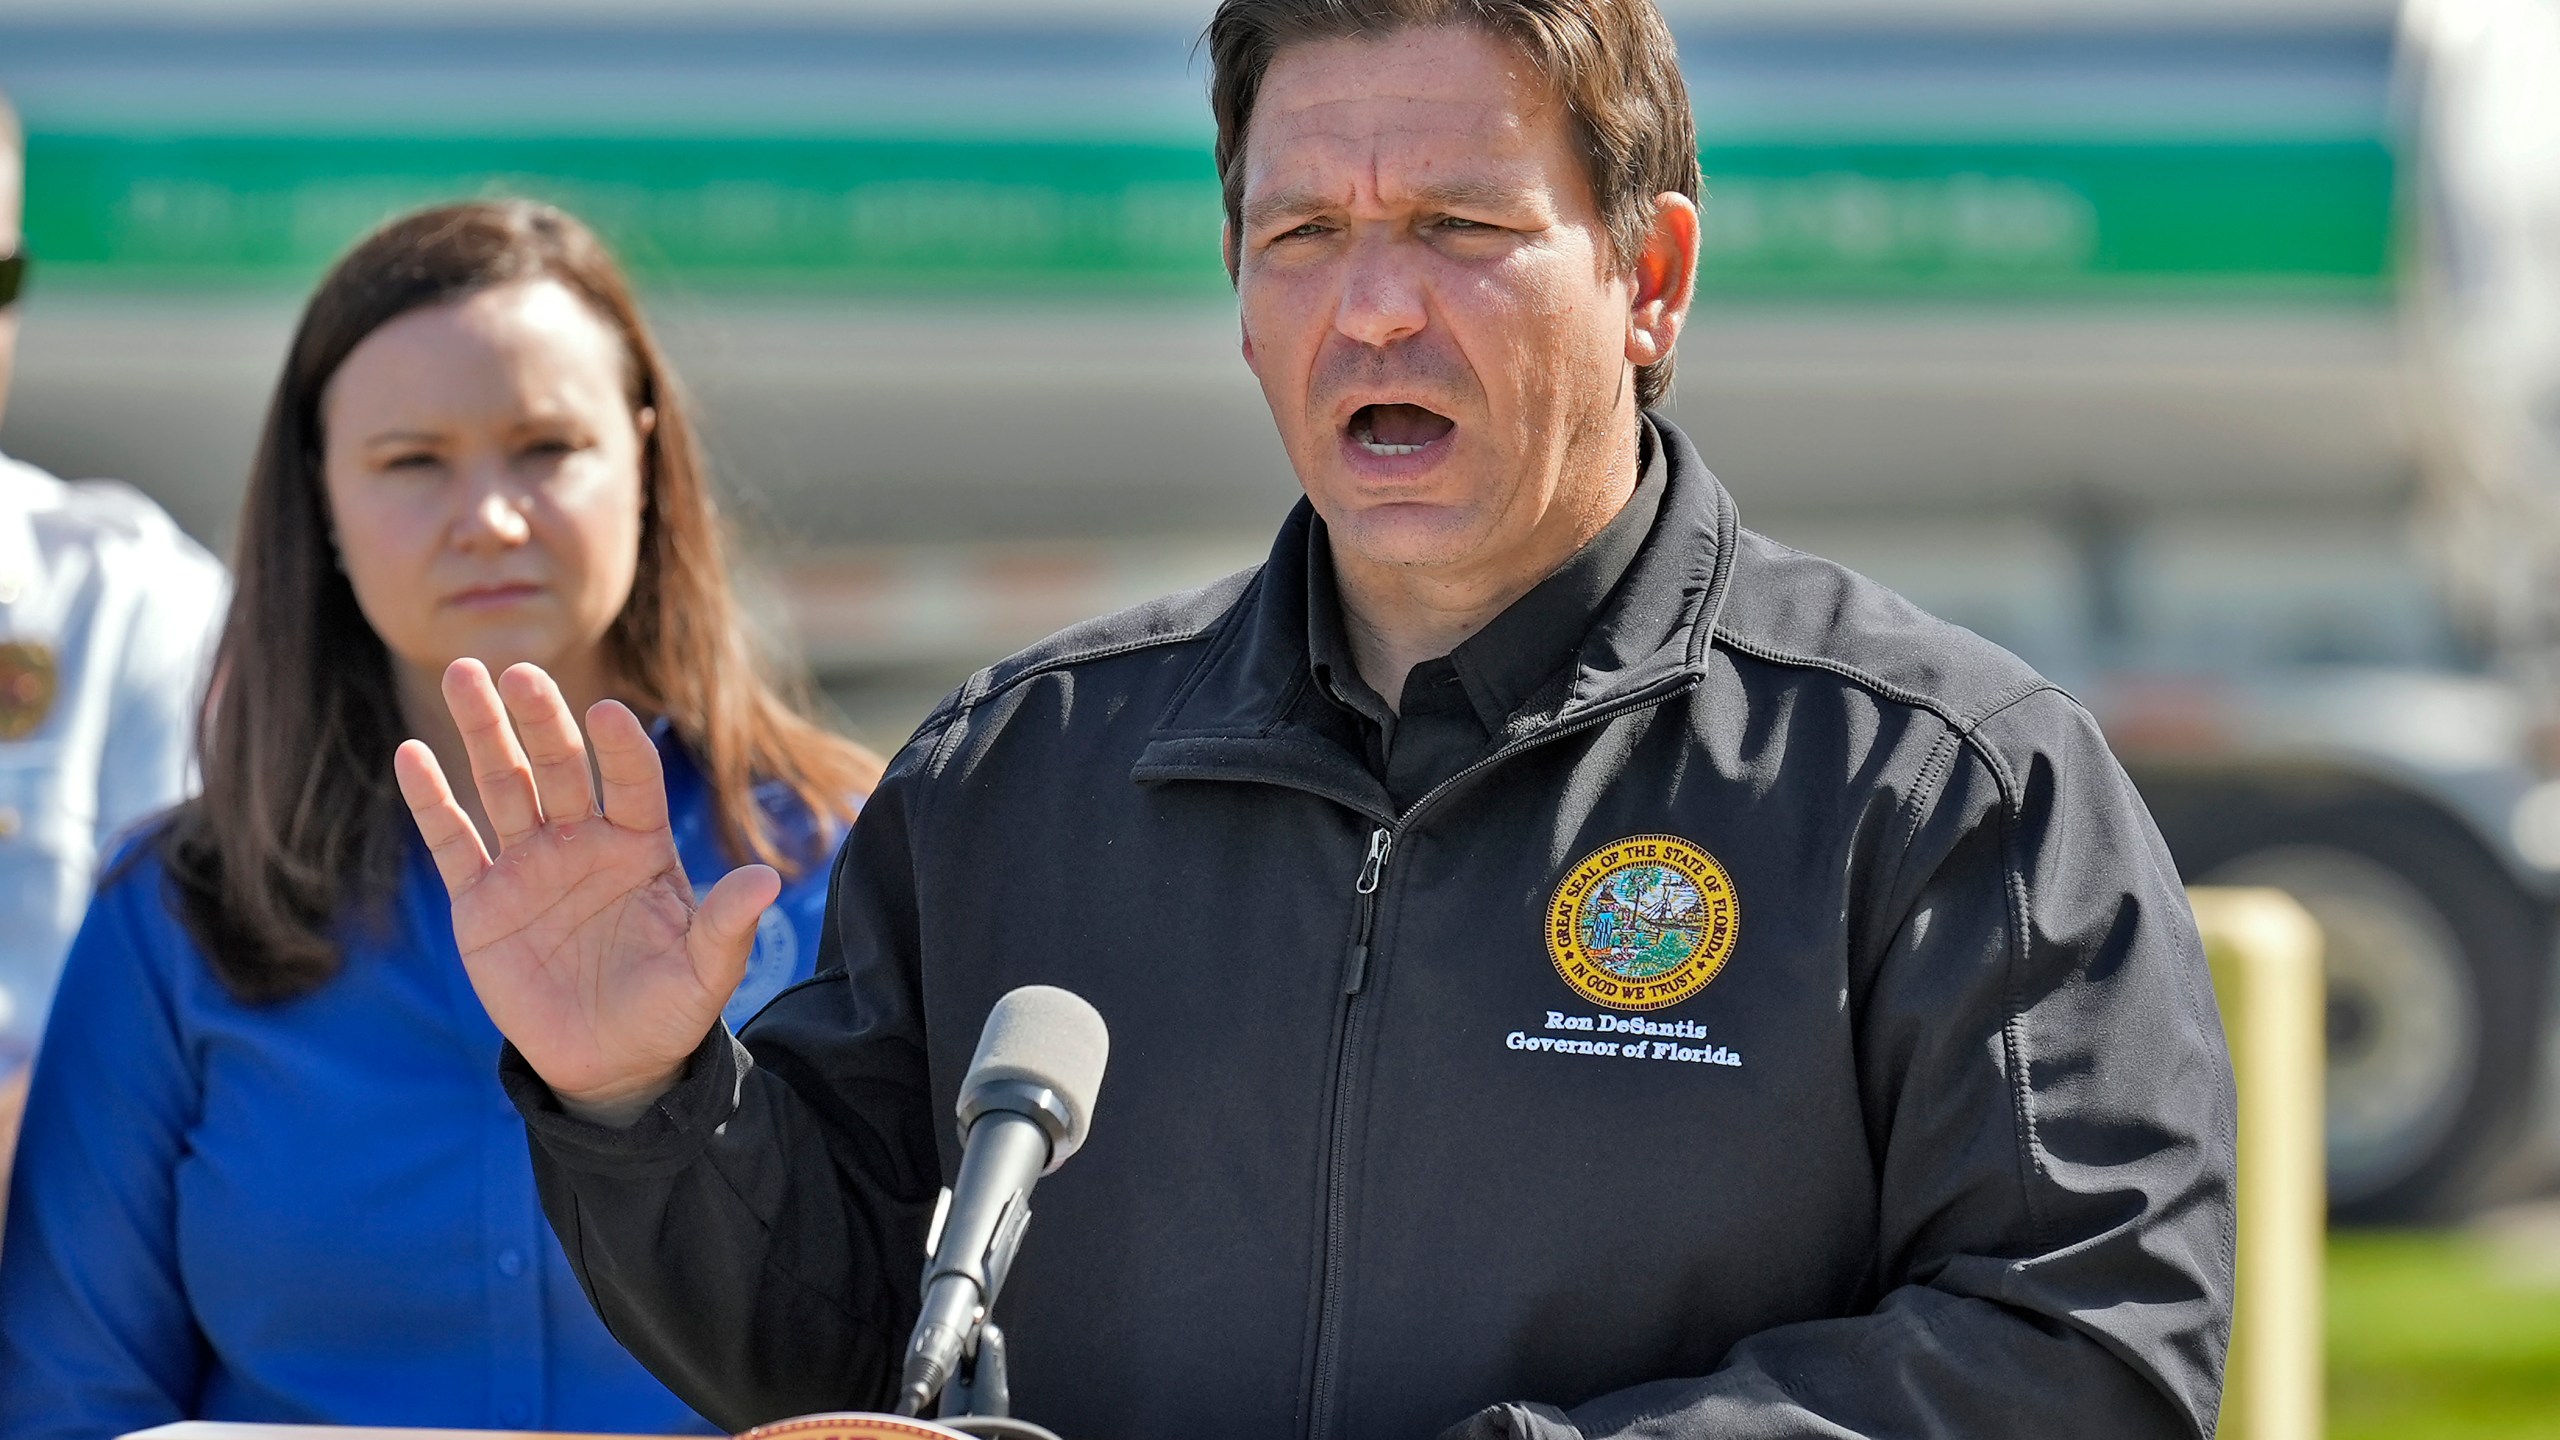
[164,198,882,1003]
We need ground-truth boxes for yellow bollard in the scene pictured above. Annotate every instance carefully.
[2189,886,2326,1440]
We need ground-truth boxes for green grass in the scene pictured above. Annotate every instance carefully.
[2328,1229,2560,1439]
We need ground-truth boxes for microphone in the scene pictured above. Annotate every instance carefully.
[896,985,1110,1418]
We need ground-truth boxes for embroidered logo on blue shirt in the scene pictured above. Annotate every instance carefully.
[725,905,801,1029]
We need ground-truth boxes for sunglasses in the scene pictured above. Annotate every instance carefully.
[0,250,24,308]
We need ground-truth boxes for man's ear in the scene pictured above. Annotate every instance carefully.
[1626,192,1700,371]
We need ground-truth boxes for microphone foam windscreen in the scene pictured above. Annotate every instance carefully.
[963,985,1111,1157]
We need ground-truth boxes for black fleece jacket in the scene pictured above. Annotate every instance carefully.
[505,415,2236,1440]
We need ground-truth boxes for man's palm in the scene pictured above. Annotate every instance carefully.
[397,659,778,1117]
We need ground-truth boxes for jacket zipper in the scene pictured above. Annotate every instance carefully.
[1344,827,1393,996]
[1307,824,1392,1437]
[1301,673,1698,1439]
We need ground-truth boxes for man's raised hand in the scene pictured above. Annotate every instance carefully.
[393,659,779,1126]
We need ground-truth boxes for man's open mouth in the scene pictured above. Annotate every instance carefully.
[1349,403,1457,457]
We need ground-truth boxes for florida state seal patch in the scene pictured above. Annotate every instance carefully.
[1547,834,1739,1011]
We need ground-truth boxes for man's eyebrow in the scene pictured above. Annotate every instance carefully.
[1241,187,1334,235]
[1400,177,1530,213]
[1242,176,1534,234]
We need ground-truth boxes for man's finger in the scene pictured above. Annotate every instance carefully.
[394,738,492,898]
[690,863,781,999]
[442,658,546,850]
[499,663,598,826]
[590,698,672,834]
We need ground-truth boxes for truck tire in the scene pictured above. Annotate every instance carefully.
[2168,790,2551,1221]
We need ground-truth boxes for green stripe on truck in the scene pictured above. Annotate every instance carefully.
[21,133,2394,300]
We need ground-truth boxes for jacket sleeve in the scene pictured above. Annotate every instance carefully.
[1447,688,2238,1440]
[0,869,208,1439]
[506,735,946,1432]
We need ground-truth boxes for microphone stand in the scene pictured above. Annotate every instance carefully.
[921,1195,1061,1440]
[946,1323,1012,1419]
[926,1324,1058,1440]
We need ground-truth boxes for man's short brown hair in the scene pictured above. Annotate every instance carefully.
[1206,0,1700,407]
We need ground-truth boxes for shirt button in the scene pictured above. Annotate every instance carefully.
[0,807,18,840]
[496,1248,526,1277]
[499,1402,531,1427]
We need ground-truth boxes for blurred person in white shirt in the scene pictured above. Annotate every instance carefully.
[0,92,227,1195]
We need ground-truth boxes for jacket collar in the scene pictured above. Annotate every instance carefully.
[1132,415,1739,817]
[1303,418,1668,737]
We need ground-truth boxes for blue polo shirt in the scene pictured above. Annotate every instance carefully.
[0,731,845,1438]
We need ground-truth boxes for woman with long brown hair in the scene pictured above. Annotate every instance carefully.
[0,199,877,1436]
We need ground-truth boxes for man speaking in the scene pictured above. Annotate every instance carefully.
[397,1,2236,1435]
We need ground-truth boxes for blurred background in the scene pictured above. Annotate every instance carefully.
[3,0,2559,1431]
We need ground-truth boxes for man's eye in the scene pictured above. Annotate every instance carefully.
[1278,222,1330,241]
[1436,216,1492,232]
[382,453,440,472]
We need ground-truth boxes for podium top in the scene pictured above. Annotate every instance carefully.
[120,1414,645,1424]
[121,1418,979,1440]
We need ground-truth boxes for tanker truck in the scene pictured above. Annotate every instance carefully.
[1,0,2553,1219]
